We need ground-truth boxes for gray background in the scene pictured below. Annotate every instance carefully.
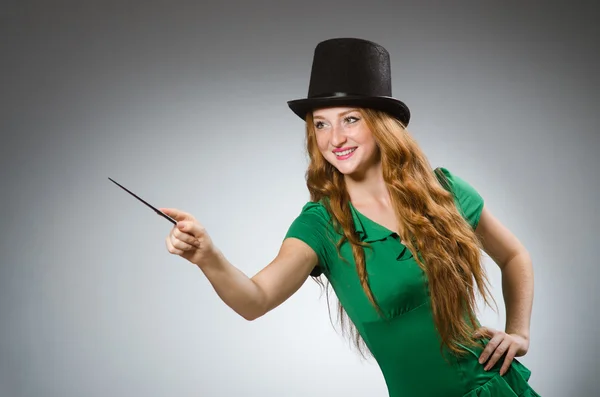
[1,1,598,396]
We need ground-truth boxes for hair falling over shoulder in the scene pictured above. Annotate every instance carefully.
[304,109,495,358]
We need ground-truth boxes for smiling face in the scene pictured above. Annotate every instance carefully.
[312,107,380,177]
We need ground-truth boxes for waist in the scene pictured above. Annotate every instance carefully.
[360,302,502,396]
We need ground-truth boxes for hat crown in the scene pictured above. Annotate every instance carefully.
[307,38,392,98]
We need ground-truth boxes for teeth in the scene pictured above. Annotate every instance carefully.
[335,148,356,156]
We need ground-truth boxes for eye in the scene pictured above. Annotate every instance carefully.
[314,121,326,129]
[344,116,360,124]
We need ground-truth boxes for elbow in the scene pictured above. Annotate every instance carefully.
[239,297,267,322]
[240,308,259,321]
[241,280,269,321]
[498,249,532,272]
[241,309,264,322]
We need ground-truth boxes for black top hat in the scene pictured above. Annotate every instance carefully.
[287,38,410,126]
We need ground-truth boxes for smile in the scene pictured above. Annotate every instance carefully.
[333,147,357,159]
[335,148,356,156]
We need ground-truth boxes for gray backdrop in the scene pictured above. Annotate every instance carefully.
[1,1,598,396]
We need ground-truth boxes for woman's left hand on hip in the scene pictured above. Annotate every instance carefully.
[474,326,530,376]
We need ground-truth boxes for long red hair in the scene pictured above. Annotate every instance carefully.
[304,108,495,357]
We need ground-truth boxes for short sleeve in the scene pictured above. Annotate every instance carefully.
[284,202,334,277]
[435,167,485,230]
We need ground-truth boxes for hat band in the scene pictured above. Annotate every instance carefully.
[309,92,362,99]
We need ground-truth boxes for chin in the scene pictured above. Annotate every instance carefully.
[324,154,363,175]
[332,163,359,176]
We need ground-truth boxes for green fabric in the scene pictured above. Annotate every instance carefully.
[285,167,540,397]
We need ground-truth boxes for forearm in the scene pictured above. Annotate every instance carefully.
[501,250,534,339]
[196,248,266,321]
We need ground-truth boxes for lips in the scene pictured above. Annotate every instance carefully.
[333,147,357,156]
[333,147,357,160]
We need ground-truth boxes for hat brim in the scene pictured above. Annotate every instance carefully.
[287,95,410,126]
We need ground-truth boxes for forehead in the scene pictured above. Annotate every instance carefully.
[312,106,360,119]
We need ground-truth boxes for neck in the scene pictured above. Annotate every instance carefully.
[344,161,390,206]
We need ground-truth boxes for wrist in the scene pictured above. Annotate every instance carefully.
[506,328,530,341]
[194,245,224,269]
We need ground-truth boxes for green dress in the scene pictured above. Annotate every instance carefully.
[285,167,540,397]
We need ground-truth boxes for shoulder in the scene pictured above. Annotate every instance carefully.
[434,167,482,199]
[285,200,335,277]
[286,200,334,234]
[298,200,331,219]
[434,166,485,229]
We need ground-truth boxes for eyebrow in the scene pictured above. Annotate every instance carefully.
[313,108,359,120]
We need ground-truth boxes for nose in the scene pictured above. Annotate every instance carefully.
[330,123,347,147]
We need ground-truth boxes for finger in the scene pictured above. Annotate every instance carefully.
[165,235,184,255]
[173,227,201,249]
[170,233,196,252]
[478,332,504,364]
[177,220,206,239]
[499,344,519,376]
[160,208,195,222]
[473,326,493,339]
[484,338,511,371]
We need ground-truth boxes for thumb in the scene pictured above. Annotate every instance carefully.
[176,219,206,239]
[159,207,194,222]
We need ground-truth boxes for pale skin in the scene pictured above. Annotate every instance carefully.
[160,106,534,377]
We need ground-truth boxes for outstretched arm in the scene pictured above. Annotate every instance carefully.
[161,207,319,321]
[202,238,319,321]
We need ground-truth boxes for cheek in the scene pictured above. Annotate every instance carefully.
[362,139,378,153]
[353,128,377,151]
[364,142,380,160]
[315,133,329,152]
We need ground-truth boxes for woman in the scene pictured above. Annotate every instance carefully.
[160,38,540,396]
